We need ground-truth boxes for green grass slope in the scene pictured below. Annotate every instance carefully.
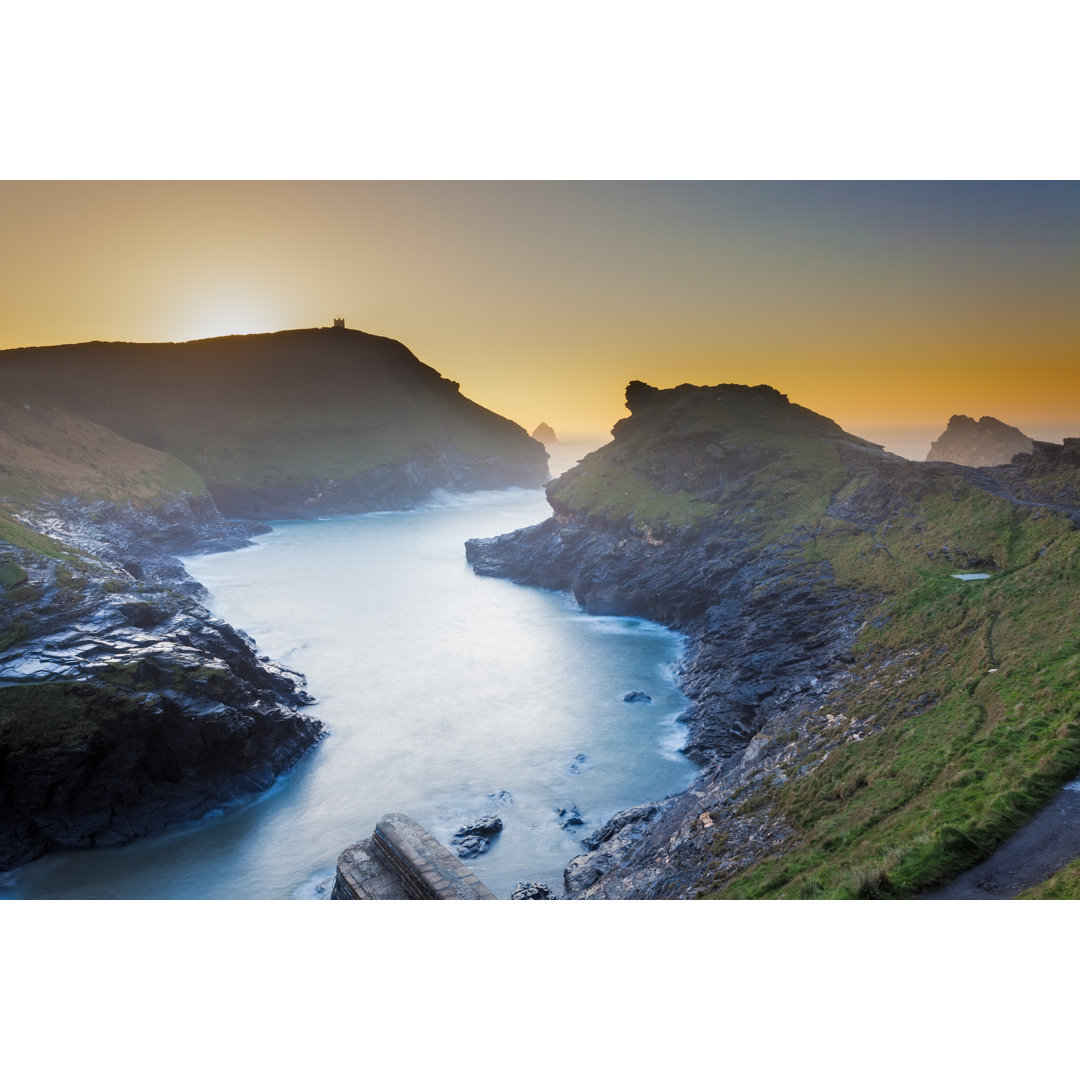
[0,397,206,510]
[548,380,883,536]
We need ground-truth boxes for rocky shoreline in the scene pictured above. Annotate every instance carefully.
[0,492,325,871]
[467,508,871,897]
[1,432,551,875]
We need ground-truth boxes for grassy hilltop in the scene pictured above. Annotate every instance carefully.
[473,380,1080,898]
[0,326,547,516]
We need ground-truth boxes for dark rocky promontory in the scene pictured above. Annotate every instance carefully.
[926,414,1034,467]
[0,495,321,870]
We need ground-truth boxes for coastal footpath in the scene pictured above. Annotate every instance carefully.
[0,328,546,871]
[468,381,1080,898]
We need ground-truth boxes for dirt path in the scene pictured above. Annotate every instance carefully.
[923,782,1080,899]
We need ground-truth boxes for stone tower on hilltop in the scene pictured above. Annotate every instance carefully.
[332,317,345,329]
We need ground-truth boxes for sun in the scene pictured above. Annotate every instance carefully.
[172,292,282,342]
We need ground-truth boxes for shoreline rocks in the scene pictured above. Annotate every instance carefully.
[451,815,503,858]
[0,492,324,871]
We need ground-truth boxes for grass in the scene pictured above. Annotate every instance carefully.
[703,500,1080,898]
[0,560,28,589]
[1018,856,1080,899]
[0,682,140,751]
[0,509,72,560]
[548,383,856,534]
[0,399,206,511]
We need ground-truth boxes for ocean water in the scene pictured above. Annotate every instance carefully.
[2,460,696,899]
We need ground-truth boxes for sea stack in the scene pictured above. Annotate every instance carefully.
[926,415,1034,467]
[532,422,558,444]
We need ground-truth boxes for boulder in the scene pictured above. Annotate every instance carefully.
[454,815,503,837]
[511,882,553,900]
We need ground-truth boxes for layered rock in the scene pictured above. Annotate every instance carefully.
[0,324,551,872]
[468,383,893,762]
[0,513,321,870]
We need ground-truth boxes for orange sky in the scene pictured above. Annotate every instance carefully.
[1,181,1076,449]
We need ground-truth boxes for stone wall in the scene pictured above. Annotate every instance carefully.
[331,814,497,900]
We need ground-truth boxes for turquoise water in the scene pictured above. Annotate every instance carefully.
[3,470,696,899]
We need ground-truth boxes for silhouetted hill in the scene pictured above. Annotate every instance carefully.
[926,414,1033,466]
[0,327,547,517]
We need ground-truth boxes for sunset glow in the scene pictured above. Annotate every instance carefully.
[2,181,1077,447]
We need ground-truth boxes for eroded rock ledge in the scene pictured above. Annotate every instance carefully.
[0,494,322,871]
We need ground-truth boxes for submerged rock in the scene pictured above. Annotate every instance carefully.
[623,691,652,703]
[567,752,588,774]
[450,815,503,858]
[452,834,490,859]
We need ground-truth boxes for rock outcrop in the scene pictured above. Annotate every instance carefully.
[532,422,558,444]
[926,414,1033,466]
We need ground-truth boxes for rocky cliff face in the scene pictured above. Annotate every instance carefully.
[926,414,1033,466]
[468,382,1080,898]
[0,494,322,871]
[469,383,898,762]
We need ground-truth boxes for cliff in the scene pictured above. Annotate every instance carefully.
[0,327,548,517]
[926,414,1034,467]
[467,381,1080,898]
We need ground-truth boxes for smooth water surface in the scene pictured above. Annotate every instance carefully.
[4,458,697,899]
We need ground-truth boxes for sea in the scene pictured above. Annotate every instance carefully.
[1,441,698,899]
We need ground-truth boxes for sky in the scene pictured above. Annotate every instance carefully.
[1,181,1076,449]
